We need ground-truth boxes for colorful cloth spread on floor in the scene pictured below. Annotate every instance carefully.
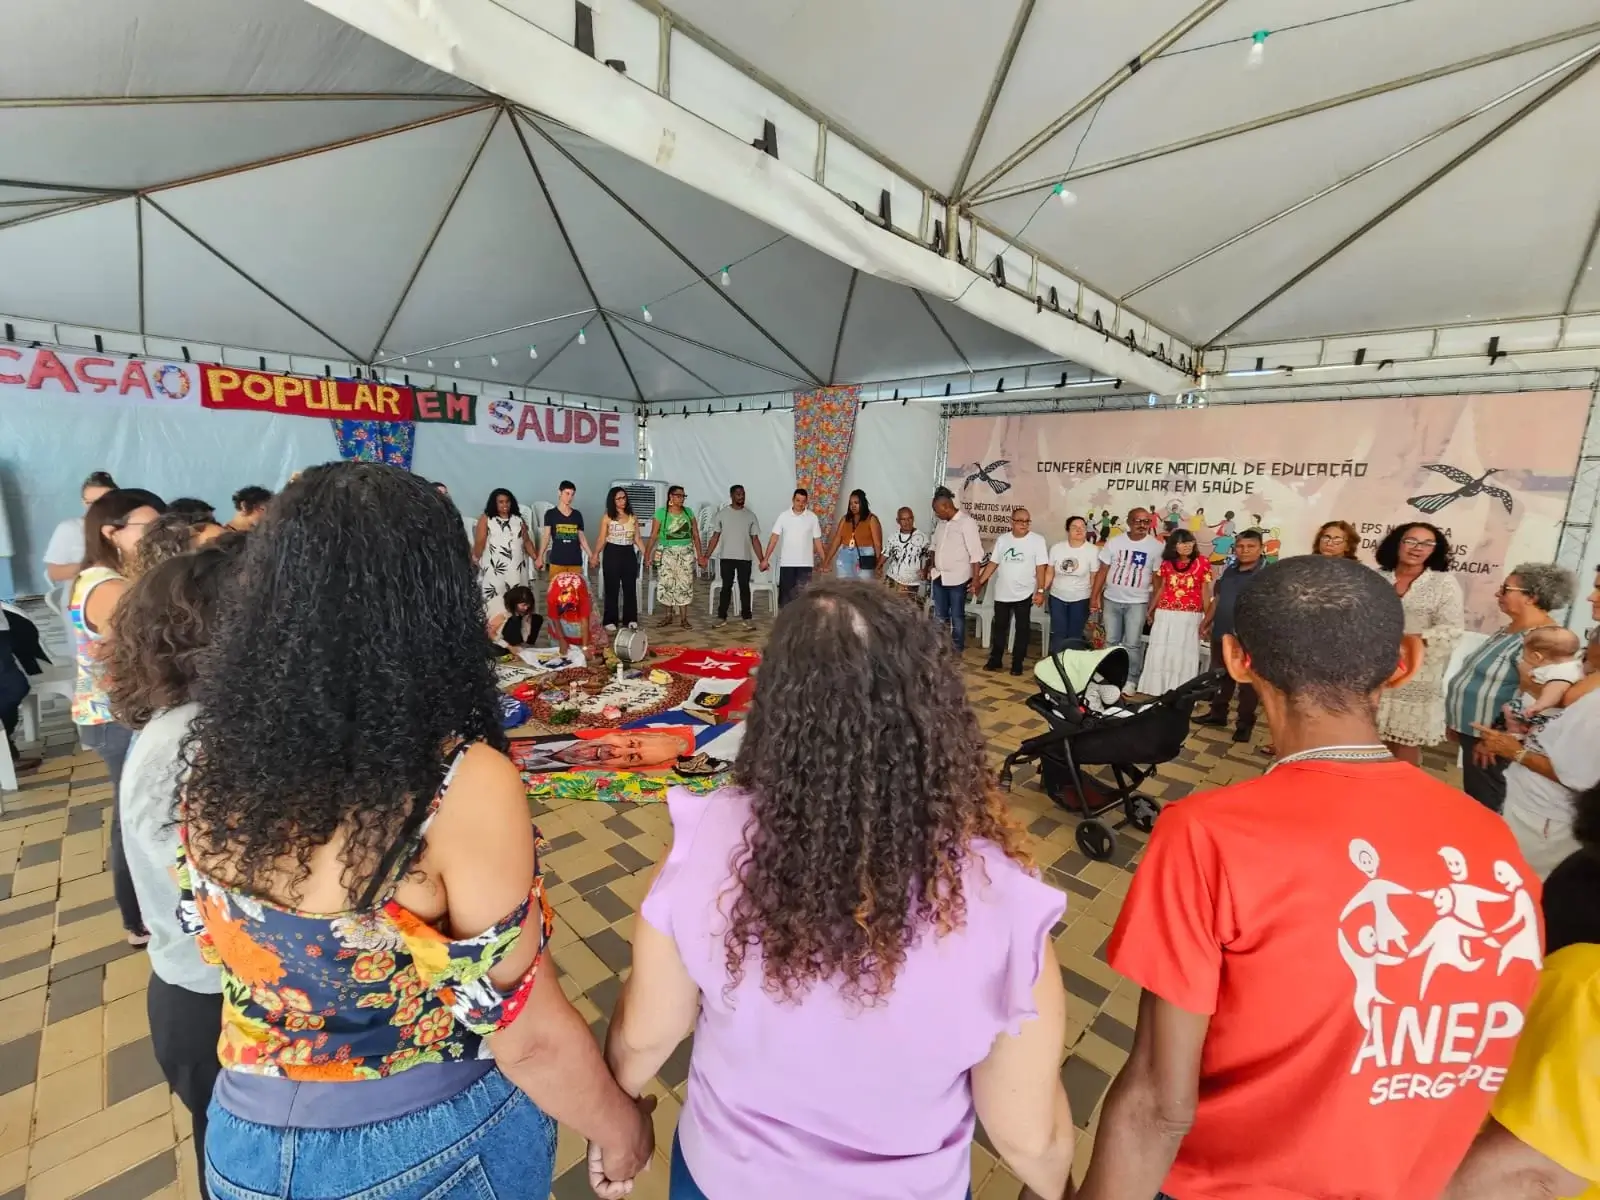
[505,648,758,803]
[793,385,860,540]
[175,745,554,1080]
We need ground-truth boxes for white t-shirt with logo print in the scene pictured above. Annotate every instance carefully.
[1047,540,1096,603]
[988,531,1050,603]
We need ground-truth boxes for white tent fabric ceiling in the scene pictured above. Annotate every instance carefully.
[0,0,1072,405]
[651,0,1600,346]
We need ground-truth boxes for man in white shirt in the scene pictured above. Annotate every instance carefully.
[976,508,1049,675]
[44,470,117,585]
[929,487,985,652]
[883,507,930,597]
[762,487,824,608]
[1091,506,1160,683]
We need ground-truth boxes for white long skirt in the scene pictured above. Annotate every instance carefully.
[1137,609,1204,696]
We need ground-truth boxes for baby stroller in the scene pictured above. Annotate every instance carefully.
[998,645,1223,860]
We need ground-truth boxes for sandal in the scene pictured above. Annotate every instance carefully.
[674,752,729,777]
[678,613,692,630]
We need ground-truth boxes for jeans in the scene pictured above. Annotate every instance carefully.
[601,543,639,627]
[778,566,812,608]
[834,545,863,579]
[1048,596,1090,655]
[148,975,223,1200]
[718,558,753,619]
[78,720,142,935]
[1456,733,1507,813]
[987,599,1035,672]
[1100,599,1149,682]
[930,581,969,651]
[1202,637,1257,732]
[205,1069,555,1200]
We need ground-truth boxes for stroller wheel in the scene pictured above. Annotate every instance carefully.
[1125,795,1160,833]
[1075,819,1116,862]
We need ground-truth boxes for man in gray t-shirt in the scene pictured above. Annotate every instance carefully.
[707,485,763,625]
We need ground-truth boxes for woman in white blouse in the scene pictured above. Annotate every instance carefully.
[1045,515,1096,654]
[1374,522,1464,764]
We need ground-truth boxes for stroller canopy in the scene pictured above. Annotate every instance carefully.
[1035,646,1130,697]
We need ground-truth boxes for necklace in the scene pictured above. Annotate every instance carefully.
[1268,743,1394,772]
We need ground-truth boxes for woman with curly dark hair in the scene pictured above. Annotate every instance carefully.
[176,463,652,1200]
[604,578,1075,1200]
[107,538,244,1199]
[1373,521,1463,763]
[471,486,537,603]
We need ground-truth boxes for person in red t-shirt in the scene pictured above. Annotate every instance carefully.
[1077,555,1543,1200]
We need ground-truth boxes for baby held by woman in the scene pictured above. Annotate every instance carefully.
[1505,626,1583,735]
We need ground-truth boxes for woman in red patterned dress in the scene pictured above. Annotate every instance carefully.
[1137,529,1212,696]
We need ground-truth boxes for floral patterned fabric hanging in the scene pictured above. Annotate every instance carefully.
[792,385,861,539]
[332,419,415,470]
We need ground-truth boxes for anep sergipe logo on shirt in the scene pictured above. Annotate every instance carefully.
[1339,841,1540,1104]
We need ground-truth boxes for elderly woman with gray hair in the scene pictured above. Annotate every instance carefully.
[1444,562,1577,811]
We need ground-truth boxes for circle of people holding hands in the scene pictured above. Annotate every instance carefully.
[14,463,1599,1200]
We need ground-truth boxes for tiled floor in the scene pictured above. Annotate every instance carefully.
[1,584,1461,1200]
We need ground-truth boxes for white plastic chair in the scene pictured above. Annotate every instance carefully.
[708,561,776,618]
[17,662,74,748]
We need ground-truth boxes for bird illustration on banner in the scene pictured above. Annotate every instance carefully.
[963,460,1012,494]
[1407,465,1514,515]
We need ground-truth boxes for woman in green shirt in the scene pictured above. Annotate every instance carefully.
[646,485,706,628]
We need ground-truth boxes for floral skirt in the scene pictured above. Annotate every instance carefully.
[657,544,696,607]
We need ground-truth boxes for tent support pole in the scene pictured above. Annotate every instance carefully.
[974,19,1600,204]
[1564,194,1600,316]
[962,0,1230,201]
[1126,41,1600,303]
[948,0,1038,199]
[1207,51,1600,345]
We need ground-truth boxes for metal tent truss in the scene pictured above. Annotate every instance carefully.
[370,0,1600,371]
[0,0,1084,407]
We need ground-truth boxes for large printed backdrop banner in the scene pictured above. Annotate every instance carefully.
[946,392,1591,632]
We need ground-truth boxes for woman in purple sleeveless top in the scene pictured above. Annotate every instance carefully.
[600,578,1078,1199]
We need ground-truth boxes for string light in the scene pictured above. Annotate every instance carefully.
[1247,30,1268,68]
[489,356,498,366]
[720,266,731,287]
[425,359,433,368]
[529,345,538,359]
[400,356,408,365]
[641,306,653,324]
[453,359,461,369]
[578,328,587,345]
[1052,181,1077,208]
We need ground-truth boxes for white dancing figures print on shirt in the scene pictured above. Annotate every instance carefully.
[1338,839,1541,1105]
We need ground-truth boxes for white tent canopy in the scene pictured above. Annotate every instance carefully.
[0,0,1086,407]
[4,0,1600,396]
[303,0,1600,387]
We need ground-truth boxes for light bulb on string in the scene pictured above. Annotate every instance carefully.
[453,359,461,369]
[641,306,653,324]
[490,355,498,367]
[719,266,731,287]
[1247,30,1268,69]
[1052,181,1077,208]
[426,359,433,368]
[400,356,408,365]
[528,345,538,360]
[578,328,587,345]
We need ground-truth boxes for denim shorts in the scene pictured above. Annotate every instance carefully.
[204,1069,555,1200]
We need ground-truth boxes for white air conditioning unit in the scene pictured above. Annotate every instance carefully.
[612,478,668,538]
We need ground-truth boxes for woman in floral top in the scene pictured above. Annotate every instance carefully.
[178,464,652,1200]
[1137,529,1212,696]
